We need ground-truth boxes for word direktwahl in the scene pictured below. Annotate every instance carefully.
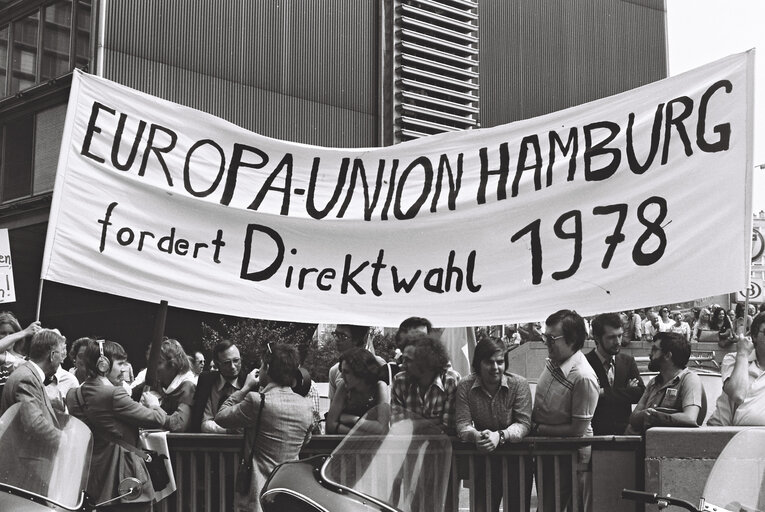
[238,223,482,296]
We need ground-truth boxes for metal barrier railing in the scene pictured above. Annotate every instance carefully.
[157,434,643,512]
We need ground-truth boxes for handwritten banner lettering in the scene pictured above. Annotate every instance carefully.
[41,52,755,326]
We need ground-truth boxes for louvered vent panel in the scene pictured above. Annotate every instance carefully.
[393,0,479,142]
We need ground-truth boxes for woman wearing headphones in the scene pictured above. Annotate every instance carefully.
[66,339,168,512]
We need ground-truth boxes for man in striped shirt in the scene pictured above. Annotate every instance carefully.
[531,309,599,512]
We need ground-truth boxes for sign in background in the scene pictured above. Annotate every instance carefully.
[0,229,16,304]
[41,52,754,326]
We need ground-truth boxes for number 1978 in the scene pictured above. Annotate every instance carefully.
[510,196,668,285]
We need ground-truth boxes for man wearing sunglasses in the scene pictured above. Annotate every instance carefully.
[531,310,599,512]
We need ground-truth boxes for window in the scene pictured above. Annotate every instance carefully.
[0,0,91,99]
[393,0,479,142]
[1,115,33,201]
[0,102,64,203]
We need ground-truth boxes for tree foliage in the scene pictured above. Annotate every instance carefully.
[202,319,398,382]
[201,318,316,374]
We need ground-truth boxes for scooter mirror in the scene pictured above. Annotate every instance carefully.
[95,477,143,508]
[117,477,143,501]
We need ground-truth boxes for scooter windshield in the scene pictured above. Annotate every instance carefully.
[0,401,92,509]
[702,428,765,512]
[322,404,452,512]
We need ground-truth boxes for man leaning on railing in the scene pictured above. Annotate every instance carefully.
[456,335,532,512]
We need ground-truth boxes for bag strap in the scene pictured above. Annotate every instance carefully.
[241,392,265,464]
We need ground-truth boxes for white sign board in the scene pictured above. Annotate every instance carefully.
[41,52,755,326]
[0,229,16,304]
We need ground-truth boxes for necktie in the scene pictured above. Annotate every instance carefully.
[44,375,57,386]
[606,358,614,387]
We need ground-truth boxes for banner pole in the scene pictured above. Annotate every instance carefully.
[145,300,168,390]
[34,279,44,322]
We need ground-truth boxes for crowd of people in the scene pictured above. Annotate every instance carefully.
[0,302,763,512]
[506,302,765,347]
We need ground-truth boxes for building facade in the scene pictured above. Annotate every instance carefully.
[0,0,667,356]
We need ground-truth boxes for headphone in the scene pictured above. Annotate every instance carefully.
[96,340,111,375]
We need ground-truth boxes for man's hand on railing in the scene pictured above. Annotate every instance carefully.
[476,430,500,453]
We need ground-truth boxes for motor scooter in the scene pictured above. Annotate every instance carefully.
[622,428,765,512]
[260,405,452,512]
[0,402,144,511]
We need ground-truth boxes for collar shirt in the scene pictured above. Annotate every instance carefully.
[532,350,599,434]
[532,351,599,464]
[391,369,460,434]
[45,367,79,414]
[201,373,243,433]
[595,349,615,387]
[634,368,705,421]
[720,352,765,426]
[455,372,531,443]
[212,373,241,409]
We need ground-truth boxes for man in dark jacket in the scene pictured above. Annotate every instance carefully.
[586,313,645,435]
[190,340,246,433]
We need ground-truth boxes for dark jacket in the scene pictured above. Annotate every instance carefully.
[189,370,247,432]
[585,349,645,435]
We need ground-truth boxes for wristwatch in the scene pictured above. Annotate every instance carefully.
[498,430,506,445]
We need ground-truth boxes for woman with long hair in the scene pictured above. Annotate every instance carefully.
[326,347,389,434]
[66,340,168,512]
[691,308,713,343]
[711,306,734,348]
[138,338,196,432]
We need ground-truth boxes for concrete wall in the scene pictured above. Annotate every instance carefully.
[644,427,754,510]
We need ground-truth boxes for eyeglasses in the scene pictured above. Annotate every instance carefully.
[541,334,564,344]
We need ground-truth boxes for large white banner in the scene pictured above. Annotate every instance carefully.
[41,52,754,326]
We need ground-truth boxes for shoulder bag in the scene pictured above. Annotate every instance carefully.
[235,392,265,495]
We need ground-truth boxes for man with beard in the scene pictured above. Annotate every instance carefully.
[586,313,645,435]
[628,332,707,434]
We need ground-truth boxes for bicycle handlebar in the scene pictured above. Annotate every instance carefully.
[622,489,699,511]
